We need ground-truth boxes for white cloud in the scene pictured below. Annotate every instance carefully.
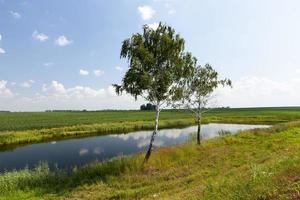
[11,82,16,86]
[1,80,145,111]
[0,48,5,54]
[20,80,35,88]
[32,30,49,42]
[138,5,155,20]
[42,81,106,99]
[115,66,123,72]
[215,76,300,107]
[43,62,54,67]
[94,69,104,77]
[0,80,13,98]
[148,22,159,30]
[68,86,106,99]
[296,69,300,74]
[79,69,89,76]
[55,35,72,47]
[10,11,21,19]
[2,75,300,111]
[0,34,4,54]
[43,81,66,94]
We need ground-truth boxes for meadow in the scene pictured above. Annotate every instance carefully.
[1,120,300,199]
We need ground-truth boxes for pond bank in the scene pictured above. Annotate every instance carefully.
[0,115,284,150]
[0,123,269,172]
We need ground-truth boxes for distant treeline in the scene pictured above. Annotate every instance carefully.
[140,103,157,111]
[45,110,88,112]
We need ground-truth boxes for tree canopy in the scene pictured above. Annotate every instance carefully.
[113,22,194,106]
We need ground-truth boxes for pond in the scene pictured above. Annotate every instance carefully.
[0,123,270,172]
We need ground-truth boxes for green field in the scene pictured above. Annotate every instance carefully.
[1,120,300,199]
[1,107,300,148]
[1,107,300,132]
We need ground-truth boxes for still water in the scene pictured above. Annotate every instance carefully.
[0,123,270,172]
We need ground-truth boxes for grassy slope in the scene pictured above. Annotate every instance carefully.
[1,121,300,199]
[1,107,300,148]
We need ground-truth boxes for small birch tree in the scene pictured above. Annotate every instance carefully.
[183,63,232,144]
[113,23,194,162]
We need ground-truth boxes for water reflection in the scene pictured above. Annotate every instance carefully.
[0,123,270,172]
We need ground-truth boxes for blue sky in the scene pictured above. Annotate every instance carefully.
[0,0,300,111]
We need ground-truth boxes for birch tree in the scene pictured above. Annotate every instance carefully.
[183,63,232,144]
[113,23,194,162]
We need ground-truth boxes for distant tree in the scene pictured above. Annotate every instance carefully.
[146,103,156,110]
[181,63,232,144]
[140,104,147,110]
[140,103,156,110]
[113,23,194,162]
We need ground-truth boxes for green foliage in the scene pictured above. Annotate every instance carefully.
[183,63,232,109]
[114,22,194,104]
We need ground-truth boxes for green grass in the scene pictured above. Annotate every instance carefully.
[1,107,300,148]
[1,121,300,199]
[1,107,300,132]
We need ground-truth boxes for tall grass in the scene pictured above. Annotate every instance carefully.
[0,156,141,196]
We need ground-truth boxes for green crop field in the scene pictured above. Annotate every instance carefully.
[1,107,300,132]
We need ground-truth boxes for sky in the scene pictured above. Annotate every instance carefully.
[0,0,300,111]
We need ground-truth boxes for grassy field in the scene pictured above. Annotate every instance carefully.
[1,120,300,199]
[1,107,300,148]
[1,107,300,132]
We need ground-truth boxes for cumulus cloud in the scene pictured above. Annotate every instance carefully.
[42,81,66,94]
[138,5,155,20]
[79,69,89,76]
[0,80,13,98]
[1,80,144,111]
[55,35,72,47]
[215,76,300,107]
[10,11,21,19]
[42,81,106,99]
[0,48,5,54]
[148,22,159,30]
[115,66,123,72]
[32,30,49,42]
[20,80,35,88]
[68,86,106,99]
[0,34,2,41]
[94,69,104,77]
